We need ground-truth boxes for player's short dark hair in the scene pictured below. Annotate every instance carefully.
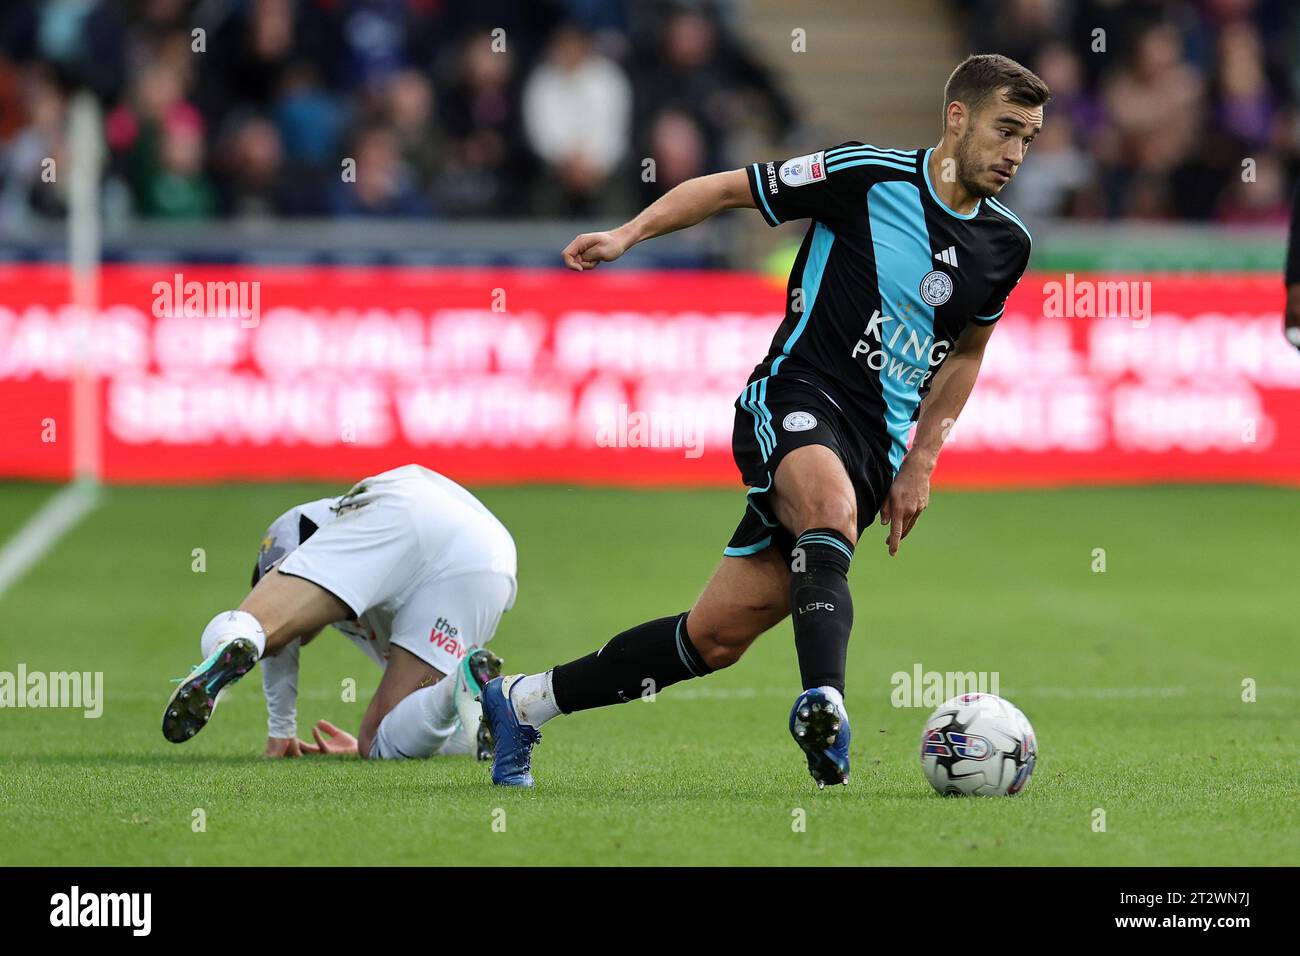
[942,54,1050,126]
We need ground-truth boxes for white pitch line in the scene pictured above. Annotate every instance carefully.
[0,481,101,601]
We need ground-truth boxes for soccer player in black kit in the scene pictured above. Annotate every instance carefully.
[482,55,1049,788]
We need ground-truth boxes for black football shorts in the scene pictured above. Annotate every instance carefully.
[726,375,892,558]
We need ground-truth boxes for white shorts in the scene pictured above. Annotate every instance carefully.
[370,569,514,675]
[278,466,517,675]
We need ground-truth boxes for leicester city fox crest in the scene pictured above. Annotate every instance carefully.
[919,270,954,306]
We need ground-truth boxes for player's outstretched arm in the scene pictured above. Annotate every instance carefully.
[881,322,995,557]
[261,624,336,757]
[262,635,304,756]
[562,169,754,271]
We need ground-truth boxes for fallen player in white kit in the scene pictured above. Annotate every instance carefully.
[161,464,518,760]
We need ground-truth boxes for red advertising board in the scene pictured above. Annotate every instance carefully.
[1,264,1296,487]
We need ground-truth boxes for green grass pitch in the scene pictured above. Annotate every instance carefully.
[0,480,1295,866]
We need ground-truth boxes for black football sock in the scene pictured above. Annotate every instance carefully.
[789,528,855,694]
[551,612,710,713]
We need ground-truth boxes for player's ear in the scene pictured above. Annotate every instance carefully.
[945,100,967,138]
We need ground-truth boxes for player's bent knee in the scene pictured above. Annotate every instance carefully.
[687,616,765,670]
[697,640,748,670]
[796,496,857,542]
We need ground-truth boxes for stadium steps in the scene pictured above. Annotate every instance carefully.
[737,0,963,148]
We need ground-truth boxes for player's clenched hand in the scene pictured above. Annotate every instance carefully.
[300,719,359,756]
[562,230,628,271]
[880,461,931,557]
[264,736,311,758]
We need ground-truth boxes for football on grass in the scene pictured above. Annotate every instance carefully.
[920,693,1037,796]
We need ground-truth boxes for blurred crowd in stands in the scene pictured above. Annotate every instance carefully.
[0,0,1295,226]
[963,0,1299,224]
[0,0,794,226]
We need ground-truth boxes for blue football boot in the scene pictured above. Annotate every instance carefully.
[789,688,850,788]
[480,675,541,787]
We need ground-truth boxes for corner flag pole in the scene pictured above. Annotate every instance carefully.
[67,90,103,484]
[0,92,105,600]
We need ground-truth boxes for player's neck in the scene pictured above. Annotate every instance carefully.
[928,144,980,216]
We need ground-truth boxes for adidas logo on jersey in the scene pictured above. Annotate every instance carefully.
[934,246,958,268]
